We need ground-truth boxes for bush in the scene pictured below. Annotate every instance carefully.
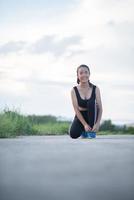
[100,119,116,131]
[127,127,134,134]
[0,108,38,138]
[0,114,16,138]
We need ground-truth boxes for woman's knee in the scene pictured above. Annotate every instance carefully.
[69,132,80,139]
[69,127,81,139]
[68,120,83,139]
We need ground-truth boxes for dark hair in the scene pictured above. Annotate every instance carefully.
[77,64,93,87]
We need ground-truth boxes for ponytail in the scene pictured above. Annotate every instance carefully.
[77,78,80,84]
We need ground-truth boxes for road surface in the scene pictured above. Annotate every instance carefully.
[0,135,134,200]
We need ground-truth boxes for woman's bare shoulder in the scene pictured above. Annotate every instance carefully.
[71,85,77,93]
[95,85,101,91]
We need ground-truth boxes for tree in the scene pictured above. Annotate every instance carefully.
[100,120,115,131]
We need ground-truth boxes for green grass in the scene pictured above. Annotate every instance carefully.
[98,131,124,135]
[98,130,134,135]
[0,107,134,138]
[33,122,70,135]
[0,108,70,138]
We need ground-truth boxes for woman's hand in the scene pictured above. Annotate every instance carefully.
[92,123,100,132]
[84,124,92,132]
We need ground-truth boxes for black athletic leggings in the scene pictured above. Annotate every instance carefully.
[69,110,89,139]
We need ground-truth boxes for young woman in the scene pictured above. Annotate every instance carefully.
[69,64,103,139]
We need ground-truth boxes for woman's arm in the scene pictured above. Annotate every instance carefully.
[95,86,103,124]
[71,88,90,128]
[92,86,103,132]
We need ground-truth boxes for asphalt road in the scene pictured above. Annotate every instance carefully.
[0,135,134,200]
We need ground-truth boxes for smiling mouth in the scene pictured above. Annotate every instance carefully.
[82,77,88,80]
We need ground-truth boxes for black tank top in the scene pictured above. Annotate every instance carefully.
[73,84,98,127]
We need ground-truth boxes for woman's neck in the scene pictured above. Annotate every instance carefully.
[79,81,89,88]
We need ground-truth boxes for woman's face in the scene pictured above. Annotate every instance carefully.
[77,67,90,83]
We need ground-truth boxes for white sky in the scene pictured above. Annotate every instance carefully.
[0,0,134,125]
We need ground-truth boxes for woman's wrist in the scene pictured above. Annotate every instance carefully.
[84,123,88,127]
[96,121,100,125]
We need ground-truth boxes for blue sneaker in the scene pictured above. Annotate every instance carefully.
[87,131,96,138]
[81,131,96,139]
